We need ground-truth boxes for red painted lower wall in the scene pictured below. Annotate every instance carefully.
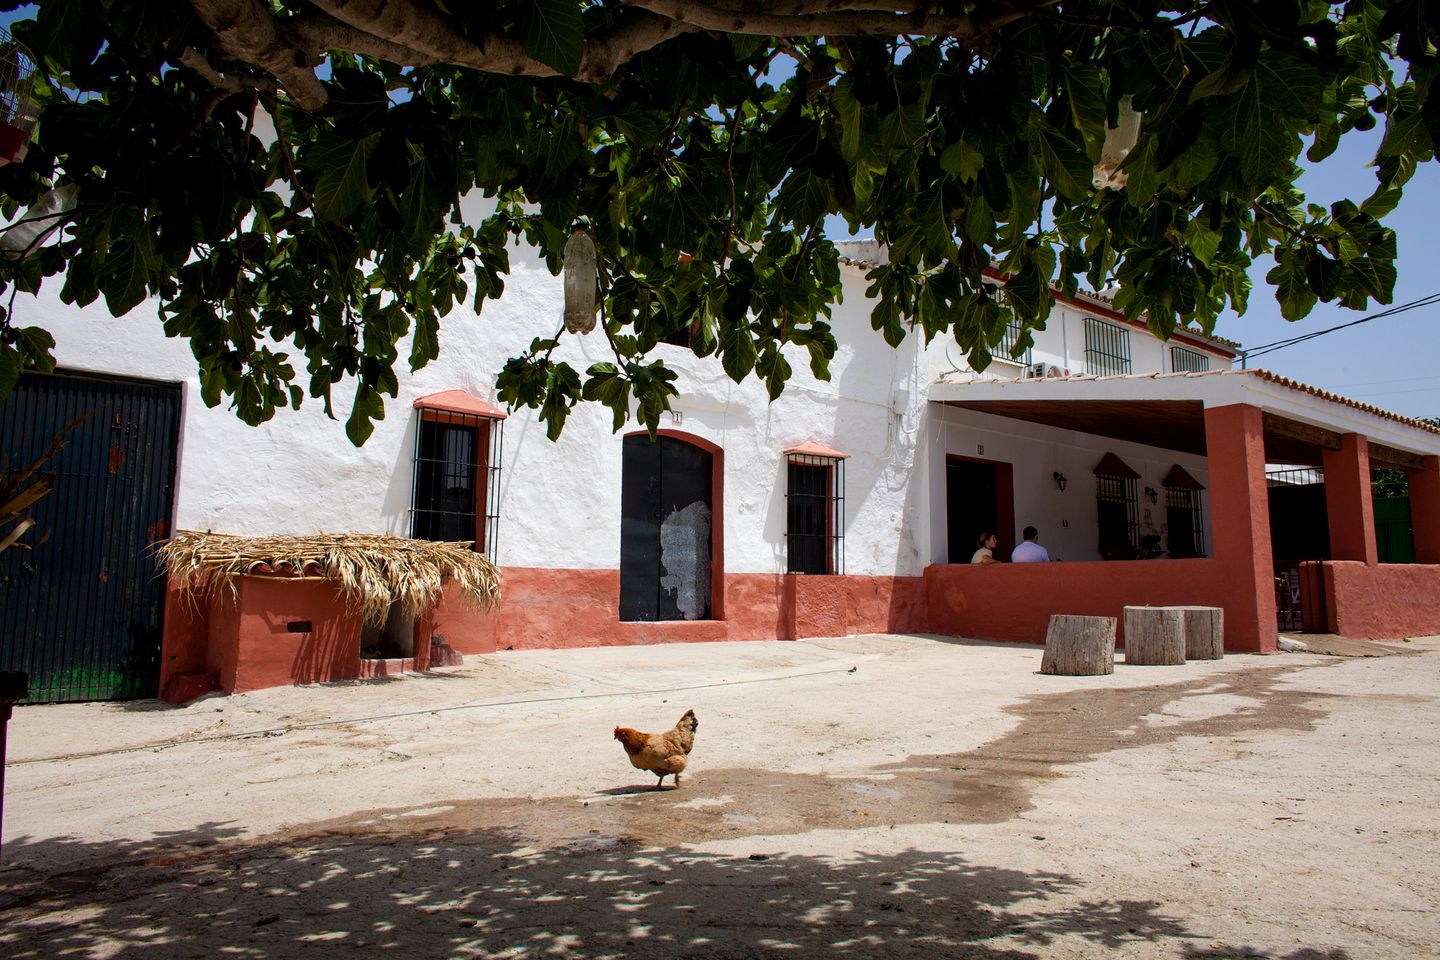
[492,567,928,649]
[160,552,1440,701]
[923,558,1272,653]
[1321,561,1440,640]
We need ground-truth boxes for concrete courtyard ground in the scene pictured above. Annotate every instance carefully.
[1,632,1437,959]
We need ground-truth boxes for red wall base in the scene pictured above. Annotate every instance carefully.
[157,554,1440,701]
[923,558,1274,653]
[1320,561,1440,640]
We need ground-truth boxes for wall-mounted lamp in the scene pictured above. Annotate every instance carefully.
[1144,486,1159,504]
[1053,471,1068,492]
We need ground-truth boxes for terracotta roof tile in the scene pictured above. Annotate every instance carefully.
[1246,368,1440,436]
[936,367,1440,437]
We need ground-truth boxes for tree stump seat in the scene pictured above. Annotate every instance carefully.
[1123,605,1224,664]
[1041,615,1116,676]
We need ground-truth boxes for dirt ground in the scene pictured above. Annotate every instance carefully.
[1,632,1437,959]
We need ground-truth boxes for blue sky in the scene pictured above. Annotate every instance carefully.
[1206,131,1440,420]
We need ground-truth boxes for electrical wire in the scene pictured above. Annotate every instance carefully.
[1240,292,1440,362]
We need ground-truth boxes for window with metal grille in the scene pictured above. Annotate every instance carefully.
[1170,345,1210,373]
[786,453,845,574]
[1163,464,1206,558]
[412,410,503,557]
[997,316,1033,365]
[1165,488,1206,557]
[1094,451,1140,559]
[1083,317,1131,376]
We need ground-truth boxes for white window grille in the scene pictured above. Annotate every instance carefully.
[1170,345,1210,373]
[1083,318,1131,376]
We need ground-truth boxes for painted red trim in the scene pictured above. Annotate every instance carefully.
[979,265,1238,359]
[418,410,492,550]
[946,453,1016,560]
[414,389,507,420]
[623,429,726,619]
[1049,290,1237,358]
[785,441,850,460]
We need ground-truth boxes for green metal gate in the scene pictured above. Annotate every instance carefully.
[1,370,181,703]
[1374,496,1414,563]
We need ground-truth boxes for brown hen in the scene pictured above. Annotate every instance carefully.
[613,709,699,789]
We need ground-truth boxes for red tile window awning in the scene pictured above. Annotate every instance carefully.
[784,441,849,460]
[1093,451,1140,479]
[1163,464,1205,490]
[413,390,507,420]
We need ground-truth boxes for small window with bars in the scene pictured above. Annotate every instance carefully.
[1083,317,1131,376]
[1170,345,1210,373]
[785,451,845,574]
[1094,452,1140,559]
[412,409,504,558]
[1163,464,1206,558]
[1165,487,1206,557]
[996,316,1033,365]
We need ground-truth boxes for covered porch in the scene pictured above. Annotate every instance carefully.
[925,369,1440,652]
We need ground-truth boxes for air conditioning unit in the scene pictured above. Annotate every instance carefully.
[1025,362,1064,379]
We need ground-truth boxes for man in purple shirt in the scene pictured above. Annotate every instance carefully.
[1011,526,1051,563]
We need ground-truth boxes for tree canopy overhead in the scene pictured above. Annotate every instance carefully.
[0,1,1435,443]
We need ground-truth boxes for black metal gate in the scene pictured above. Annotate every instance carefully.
[619,434,713,622]
[1,371,181,703]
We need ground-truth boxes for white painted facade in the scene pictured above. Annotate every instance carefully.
[21,236,1241,578]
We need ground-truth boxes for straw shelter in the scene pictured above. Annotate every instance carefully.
[157,531,502,626]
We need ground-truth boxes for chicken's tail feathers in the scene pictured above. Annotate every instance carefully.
[677,708,698,733]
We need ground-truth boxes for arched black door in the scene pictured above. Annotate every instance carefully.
[620,435,712,621]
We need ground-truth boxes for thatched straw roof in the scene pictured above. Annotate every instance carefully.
[156,531,501,626]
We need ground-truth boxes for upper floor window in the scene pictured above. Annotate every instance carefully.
[411,391,506,558]
[785,443,847,574]
[1094,452,1140,559]
[1170,345,1210,373]
[1084,317,1131,376]
[997,316,1034,366]
[1163,464,1207,558]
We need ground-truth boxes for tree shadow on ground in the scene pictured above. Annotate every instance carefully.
[0,826,1350,960]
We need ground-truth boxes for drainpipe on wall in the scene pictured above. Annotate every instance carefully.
[1060,308,1071,372]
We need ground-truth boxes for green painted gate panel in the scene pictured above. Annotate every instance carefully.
[1,371,181,703]
[1374,496,1414,564]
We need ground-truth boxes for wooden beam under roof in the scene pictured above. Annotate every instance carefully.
[1370,442,1423,471]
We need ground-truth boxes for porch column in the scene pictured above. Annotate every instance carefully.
[1407,455,1440,564]
[1321,433,1378,564]
[1203,403,1277,652]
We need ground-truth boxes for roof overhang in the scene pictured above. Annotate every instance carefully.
[929,369,1440,468]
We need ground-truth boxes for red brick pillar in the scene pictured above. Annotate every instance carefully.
[1322,433,1378,564]
[1203,404,1277,652]
[1407,455,1440,564]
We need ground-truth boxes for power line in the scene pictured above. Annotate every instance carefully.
[1240,292,1440,364]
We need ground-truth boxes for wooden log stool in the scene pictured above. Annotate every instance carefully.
[1041,615,1116,676]
[1117,604,1186,664]
[1122,606,1187,665]
[1176,605,1224,660]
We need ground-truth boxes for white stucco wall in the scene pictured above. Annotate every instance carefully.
[920,298,1232,383]
[23,250,936,576]
[25,239,1252,580]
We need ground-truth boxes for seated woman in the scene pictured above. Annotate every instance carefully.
[970,531,999,564]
